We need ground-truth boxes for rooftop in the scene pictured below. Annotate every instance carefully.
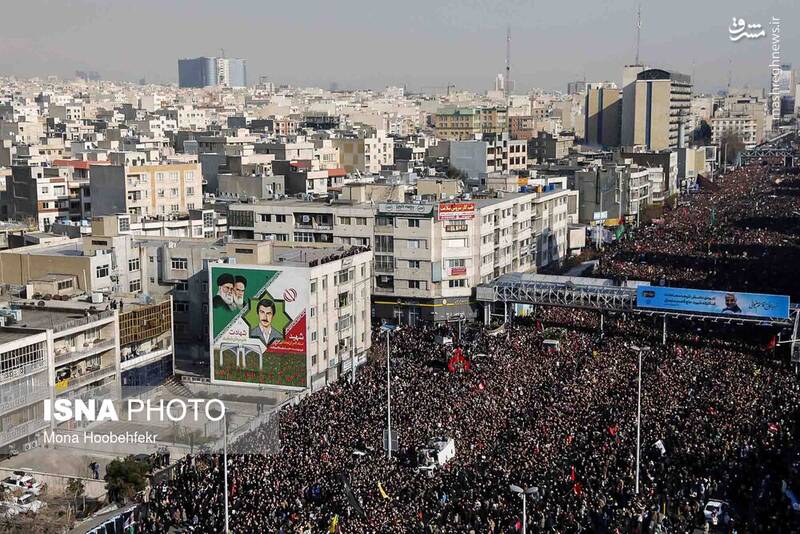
[0,327,46,345]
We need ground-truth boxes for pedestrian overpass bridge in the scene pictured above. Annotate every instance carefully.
[476,273,800,357]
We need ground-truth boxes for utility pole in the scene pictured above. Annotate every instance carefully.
[505,26,511,102]
[635,5,642,66]
[223,413,230,533]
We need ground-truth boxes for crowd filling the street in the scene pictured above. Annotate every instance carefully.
[136,160,800,533]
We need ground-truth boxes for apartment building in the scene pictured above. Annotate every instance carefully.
[575,164,652,225]
[528,131,575,162]
[332,131,394,174]
[90,162,203,217]
[255,136,315,161]
[711,115,761,147]
[227,184,581,324]
[6,164,87,230]
[449,133,527,179]
[0,293,178,455]
[130,235,372,389]
[0,236,118,293]
[433,106,508,141]
[0,327,50,455]
[178,57,247,88]
[119,297,173,390]
[621,69,692,150]
[227,198,375,247]
[584,84,622,147]
[371,194,538,324]
[530,188,580,267]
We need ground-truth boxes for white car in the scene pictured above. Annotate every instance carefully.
[12,492,46,514]
[703,500,730,524]
[1,472,45,496]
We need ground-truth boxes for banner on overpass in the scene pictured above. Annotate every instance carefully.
[636,286,790,319]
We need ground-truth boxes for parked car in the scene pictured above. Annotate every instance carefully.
[12,492,46,514]
[1,470,45,496]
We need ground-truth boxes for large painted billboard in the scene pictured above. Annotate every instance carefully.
[636,286,790,320]
[209,264,309,389]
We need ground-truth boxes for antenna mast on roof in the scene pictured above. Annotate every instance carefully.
[505,26,511,101]
[635,4,642,65]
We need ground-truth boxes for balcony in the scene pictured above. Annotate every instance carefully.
[53,310,115,334]
[295,222,333,231]
[56,365,116,394]
[54,338,116,366]
[120,346,172,371]
[0,388,50,417]
[0,360,47,385]
[0,419,50,448]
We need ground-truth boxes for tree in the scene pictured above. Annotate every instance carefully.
[720,131,745,164]
[446,166,466,181]
[104,457,148,504]
[691,120,712,146]
[66,477,85,516]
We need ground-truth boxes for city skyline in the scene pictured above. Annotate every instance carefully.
[0,0,796,93]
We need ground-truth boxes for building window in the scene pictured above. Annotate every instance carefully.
[376,216,393,227]
[355,217,367,225]
[57,279,73,291]
[229,210,254,228]
[448,279,466,288]
[260,214,272,222]
[407,239,425,249]
[234,248,253,254]
[408,219,420,228]
[174,302,190,313]
[276,214,287,223]
[408,260,420,269]
[129,279,141,292]
[339,216,351,225]
[128,258,140,272]
[96,265,109,278]
[175,281,189,291]
[118,218,130,232]
[171,258,188,270]
[294,232,314,242]
[408,280,420,289]
[375,235,394,253]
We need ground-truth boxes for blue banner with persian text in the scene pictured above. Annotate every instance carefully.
[636,286,790,319]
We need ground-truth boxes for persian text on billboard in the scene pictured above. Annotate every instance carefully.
[439,202,476,221]
[636,286,789,319]
[209,265,309,389]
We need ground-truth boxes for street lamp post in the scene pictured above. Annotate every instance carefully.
[510,485,537,534]
[223,412,230,533]
[631,345,649,495]
[381,324,400,459]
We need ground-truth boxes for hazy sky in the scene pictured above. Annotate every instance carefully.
[1,0,797,93]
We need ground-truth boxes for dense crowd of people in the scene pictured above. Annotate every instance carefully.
[139,314,800,533]
[596,159,800,299]
[137,160,800,533]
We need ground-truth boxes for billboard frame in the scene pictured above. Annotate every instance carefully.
[208,263,310,391]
